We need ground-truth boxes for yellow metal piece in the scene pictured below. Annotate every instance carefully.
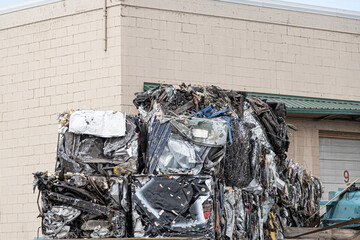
[59,109,74,127]
[268,212,280,240]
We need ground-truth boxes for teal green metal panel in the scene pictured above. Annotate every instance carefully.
[322,187,360,228]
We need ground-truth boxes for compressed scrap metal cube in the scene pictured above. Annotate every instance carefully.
[33,172,130,239]
[56,110,139,176]
[131,174,215,238]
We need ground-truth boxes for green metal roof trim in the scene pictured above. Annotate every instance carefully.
[143,82,360,115]
[143,82,172,92]
[248,92,360,115]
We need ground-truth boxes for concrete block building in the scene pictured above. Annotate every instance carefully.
[0,0,359,238]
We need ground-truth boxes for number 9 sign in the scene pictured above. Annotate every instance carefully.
[344,170,349,183]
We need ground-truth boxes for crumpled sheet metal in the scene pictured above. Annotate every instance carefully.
[223,187,266,240]
[134,84,246,120]
[69,110,126,137]
[42,206,81,238]
[131,174,215,238]
[156,134,204,175]
[247,97,289,156]
[33,172,129,239]
[272,160,322,229]
[166,117,228,146]
[240,102,272,149]
[56,113,139,176]
[146,116,227,175]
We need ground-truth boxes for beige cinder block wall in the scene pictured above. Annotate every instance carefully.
[0,0,359,238]
[120,0,360,113]
[0,1,123,239]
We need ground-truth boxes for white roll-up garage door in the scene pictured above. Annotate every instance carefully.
[319,137,360,200]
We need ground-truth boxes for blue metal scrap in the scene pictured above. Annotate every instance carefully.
[147,121,172,174]
[196,105,234,143]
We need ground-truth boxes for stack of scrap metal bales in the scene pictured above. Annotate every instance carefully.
[33,84,322,239]
[33,110,138,238]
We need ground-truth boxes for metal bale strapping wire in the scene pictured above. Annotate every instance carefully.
[33,84,322,239]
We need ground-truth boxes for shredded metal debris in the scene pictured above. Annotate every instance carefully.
[33,83,322,239]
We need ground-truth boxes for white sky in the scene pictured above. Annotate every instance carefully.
[280,0,360,12]
[0,0,33,8]
[0,0,360,12]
